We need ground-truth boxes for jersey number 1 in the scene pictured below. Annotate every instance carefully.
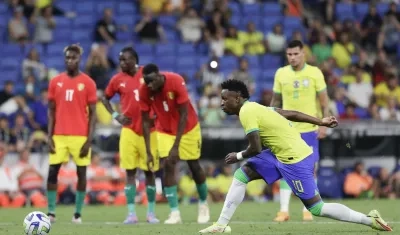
[65,89,74,101]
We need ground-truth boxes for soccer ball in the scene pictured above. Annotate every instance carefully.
[23,211,51,235]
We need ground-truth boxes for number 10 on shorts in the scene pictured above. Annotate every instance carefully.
[292,180,304,193]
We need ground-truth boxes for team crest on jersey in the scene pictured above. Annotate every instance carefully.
[77,83,85,91]
[293,80,300,88]
[168,92,174,100]
[302,79,310,88]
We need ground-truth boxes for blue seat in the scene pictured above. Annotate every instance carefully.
[0,3,8,14]
[355,107,369,119]
[393,164,400,173]
[116,31,132,41]
[53,28,72,43]
[261,70,275,82]
[341,167,353,176]
[376,3,389,16]
[0,59,20,70]
[177,43,196,55]
[245,56,260,67]
[165,30,179,42]
[335,3,353,15]
[155,44,175,56]
[263,3,282,16]
[228,2,241,15]
[230,16,241,28]
[73,15,94,28]
[54,17,71,28]
[117,2,137,14]
[76,2,95,14]
[71,30,92,43]
[283,16,303,29]
[368,166,381,178]
[23,44,44,56]
[220,56,238,70]
[248,68,260,81]
[176,57,198,70]
[263,16,283,31]
[45,58,64,71]
[56,1,75,11]
[242,3,261,16]
[134,43,154,55]
[116,15,134,28]
[47,43,69,57]
[261,54,282,69]
[156,56,176,70]
[355,3,369,21]
[139,55,154,65]
[318,174,343,199]
[96,2,116,14]
[0,44,22,56]
[158,15,178,29]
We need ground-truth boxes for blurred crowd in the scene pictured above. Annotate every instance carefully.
[0,0,400,207]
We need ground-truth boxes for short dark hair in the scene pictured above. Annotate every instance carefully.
[121,46,139,64]
[143,63,159,75]
[220,79,250,99]
[64,44,83,55]
[5,80,14,86]
[287,40,304,49]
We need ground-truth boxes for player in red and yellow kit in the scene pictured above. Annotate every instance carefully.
[139,64,209,224]
[46,44,97,224]
[102,47,159,224]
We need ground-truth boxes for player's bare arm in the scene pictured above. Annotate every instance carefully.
[270,92,282,108]
[225,131,262,164]
[80,103,96,157]
[47,100,56,154]
[317,89,331,139]
[274,108,338,128]
[169,102,189,163]
[101,95,131,125]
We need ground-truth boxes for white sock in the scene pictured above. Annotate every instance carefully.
[279,189,291,212]
[217,178,246,225]
[320,203,372,226]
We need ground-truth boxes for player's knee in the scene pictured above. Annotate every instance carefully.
[76,166,87,181]
[47,164,61,184]
[234,167,250,184]
[307,201,324,216]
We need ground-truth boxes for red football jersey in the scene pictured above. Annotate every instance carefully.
[48,72,97,136]
[139,72,198,135]
[105,68,152,135]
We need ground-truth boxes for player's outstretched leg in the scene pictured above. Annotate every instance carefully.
[73,166,87,224]
[123,169,139,224]
[143,170,159,224]
[274,179,292,222]
[47,164,62,223]
[199,166,261,234]
[187,160,210,224]
[304,198,393,232]
[163,158,182,224]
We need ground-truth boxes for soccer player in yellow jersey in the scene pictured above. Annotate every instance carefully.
[270,40,331,222]
[199,79,393,233]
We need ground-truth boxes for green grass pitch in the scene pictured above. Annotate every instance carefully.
[2,199,399,234]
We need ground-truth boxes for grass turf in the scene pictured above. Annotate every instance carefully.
[2,199,399,234]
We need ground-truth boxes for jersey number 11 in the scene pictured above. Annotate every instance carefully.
[65,89,74,101]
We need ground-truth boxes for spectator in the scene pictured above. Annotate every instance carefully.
[356,50,373,73]
[374,168,397,199]
[85,44,111,90]
[179,170,197,204]
[312,34,332,64]
[140,0,168,14]
[22,48,47,81]
[207,27,225,57]
[8,7,29,44]
[386,2,400,21]
[258,90,273,107]
[28,89,48,132]
[340,103,359,120]
[15,149,47,207]
[32,6,56,45]
[373,73,400,107]
[347,68,373,109]
[206,11,227,37]
[87,154,113,205]
[204,164,223,203]
[199,95,226,127]
[308,18,324,45]
[238,22,265,55]
[369,102,381,120]
[0,81,15,106]
[379,97,400,121]
[0,117,13,147]
[372,50,392,86]
[282,0,303,17]
[0,143,25,207]
[12,113,31,152]
[177,8,205,43]
[330,87,347,117]
[135,8,166,44]
[344,161,374,198]
[196,57,224,92]
[342,64,371,84]
[246,179,268,202]
[331,32,355,69]
[216,165,233,196]
[228,58,255,94]
[265,24,286,54]
[224,26,244,57]
[361,4,382,49]
[22,75,41,102]
[94,8,118,45]
[377,13,400,55]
